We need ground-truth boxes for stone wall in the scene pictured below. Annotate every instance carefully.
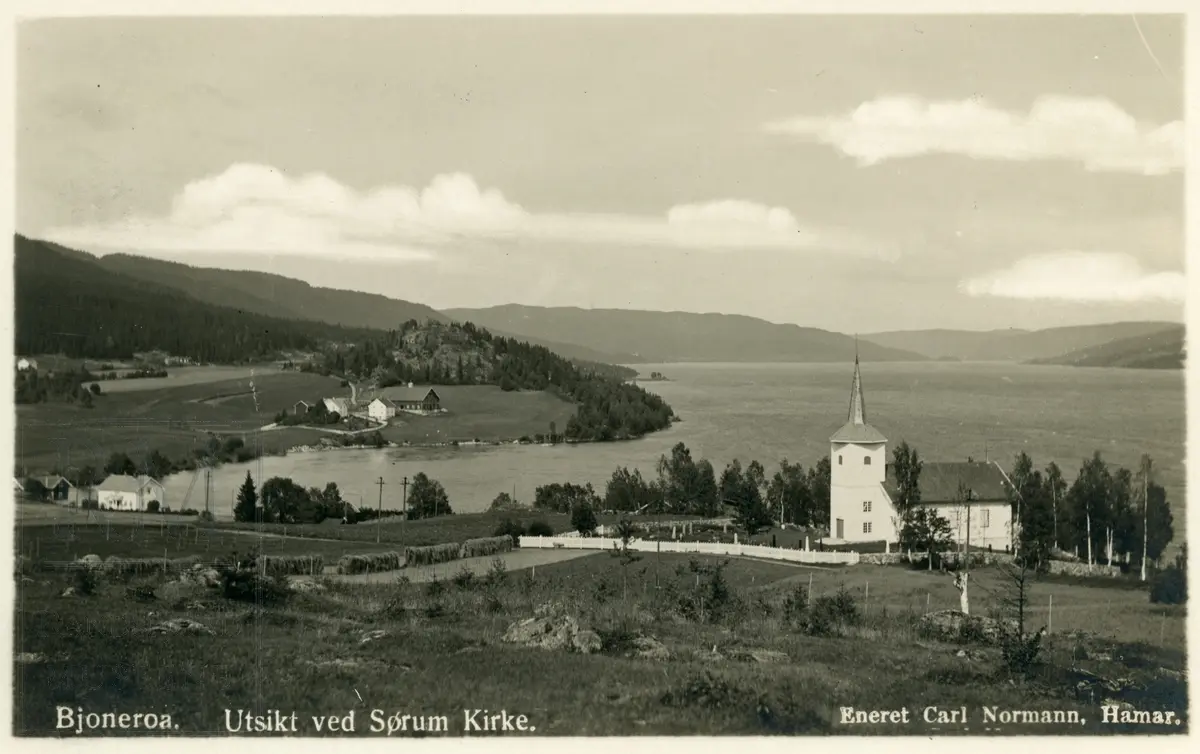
[1046,560,1122,578]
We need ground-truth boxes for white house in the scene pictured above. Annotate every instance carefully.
[367,397,397,422]
[828,356,1015,550]
[322,397,350,418]
[95,474,166,511]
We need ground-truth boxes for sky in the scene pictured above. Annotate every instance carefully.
[16,14,1186,333]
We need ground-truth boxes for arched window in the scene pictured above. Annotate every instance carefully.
[838,455,843,465]
[864,456,872,465]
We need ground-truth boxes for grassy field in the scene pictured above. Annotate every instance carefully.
[13,545,1186,736]
[15,371,345,471]
[14,522,398,564]
[377,386,575,445]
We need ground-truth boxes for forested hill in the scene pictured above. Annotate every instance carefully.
[443,304,926,363]
[15,235,381,362]
[1026,326,1185,369]
[94,252,637,364]
[314,320,672,441]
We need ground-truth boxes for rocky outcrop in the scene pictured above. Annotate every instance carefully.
[142,618,214,636]
[918,610,1019,645]
[502,603,600,654]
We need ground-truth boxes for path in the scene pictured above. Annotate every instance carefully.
[313,548,597,585]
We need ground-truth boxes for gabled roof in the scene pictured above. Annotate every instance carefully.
[388,386,439,402]
[39,475,73,489]
[829,356,886,444]
[370,397,397,408]
[294,399,311,406]
[882,461,1012,504]
[97,474,162,493]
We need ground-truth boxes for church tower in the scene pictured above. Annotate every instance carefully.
[828,355,889,542]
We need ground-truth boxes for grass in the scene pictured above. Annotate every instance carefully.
[377,386,576,445]
[14,523,395,565]
[13,550,1188,736]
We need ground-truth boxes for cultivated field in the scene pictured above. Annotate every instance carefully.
[377,386,576,445]
[87,366,282,394]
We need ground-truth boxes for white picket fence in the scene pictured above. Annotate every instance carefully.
[518,536,860,566]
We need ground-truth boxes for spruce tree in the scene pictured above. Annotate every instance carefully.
[234,471,258,522]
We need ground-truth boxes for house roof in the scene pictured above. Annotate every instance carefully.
[371,397,397,408]
[39,475,73,489]
[882,461,1013,505]
[13,477,24,491]
[388,386,439,402]
[295,399,311,406]
[829,357,886,444]
[323,397,349,412]
[97,474,162,493]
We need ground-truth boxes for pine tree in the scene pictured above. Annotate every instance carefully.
[234,471,258,522]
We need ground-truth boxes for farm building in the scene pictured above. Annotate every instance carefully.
[16,357,38,371]
[95,474,166,512]
[387,384,442,412]
[828,356,1015,550]
[367,397,398,422]
[38,475,75,503]
[322,397,350,417]
[293,400,312,416]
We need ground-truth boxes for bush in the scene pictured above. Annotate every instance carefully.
[527,520,554,537]
[1150,546,1187,605]
[804,587,861,636]
[484,557,508,588]
[493,518,526,542]
[72,566,99,596]
[782,585,809,623]
[459,535,514,560]
[452,566,477,590]
[335,552,403,575]
[404,543,460,567]
[146,500,161,513]
[218,552,291,606]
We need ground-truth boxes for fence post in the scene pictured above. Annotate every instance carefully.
[1048,594,1053,634]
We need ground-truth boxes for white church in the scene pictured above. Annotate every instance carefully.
[827,356,1016,551]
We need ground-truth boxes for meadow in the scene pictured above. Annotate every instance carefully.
[13,531,1187,737]
[376,385,575,445]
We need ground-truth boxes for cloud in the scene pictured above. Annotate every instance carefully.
[763,95,1183,175]
[40,163,883,260]
[959,252,1185,303]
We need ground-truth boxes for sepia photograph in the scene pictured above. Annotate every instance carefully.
[9,5,1190,738]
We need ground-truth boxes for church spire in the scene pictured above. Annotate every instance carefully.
[848,353,866,425]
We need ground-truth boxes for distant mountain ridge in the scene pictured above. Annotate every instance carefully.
[443,304,928,363]
[92,253,637,364]
[861,322,1183,363]
[1027,325,1184,369]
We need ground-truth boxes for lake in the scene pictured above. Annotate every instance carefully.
[162,362,1186,524]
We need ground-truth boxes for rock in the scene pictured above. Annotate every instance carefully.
[359,629,389,645]
[1093,652,1112,662]
[15,652,47,664]
[143,619,214,636]
[502,614,584,652]
[918,610,1015,645]
[292,578,327,593]
[533,602,567,618]
[60,587,77,598]
[572,629,602,655]
[77,554,103,568]
[727,648,789,664]
[630,636,671,661]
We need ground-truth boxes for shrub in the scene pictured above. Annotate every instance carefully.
[404,543,460,567]
[146,500,161,513]
[493,518,526,543]
[1150,545,1187,605]
[217,552,291,606]
[452,566,477,590]
[72,566,99,596]
[527,519,554,537]
[484,557,508,588]
[459,535,513,560]
[805,587,861,636]
[782,585,809,623]
[335,552,402,575]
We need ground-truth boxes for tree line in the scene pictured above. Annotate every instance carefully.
[232,471,454,524]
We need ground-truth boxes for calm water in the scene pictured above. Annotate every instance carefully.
[163,362,1186,520]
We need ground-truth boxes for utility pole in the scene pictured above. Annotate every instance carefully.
[375,477,385,543]
[402,476,409,521]
[1140,454,1152,581]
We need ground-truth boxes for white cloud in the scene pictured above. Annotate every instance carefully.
[960,252,1185,303]
[40,163,882,260]
[764,95,1183,175]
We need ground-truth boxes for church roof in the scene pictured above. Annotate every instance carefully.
[829,355,887,444]
[882,461,1013,504]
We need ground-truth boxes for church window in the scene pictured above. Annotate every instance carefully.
[862,501,871,512]
[863,522,872,534]
[864,456,872,465]
[838,455,843,465]
[982,509,990,528]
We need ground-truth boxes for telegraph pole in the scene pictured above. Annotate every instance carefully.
[375,476,385,543]
[402,476,409,521]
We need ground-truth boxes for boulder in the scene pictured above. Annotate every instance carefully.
[359,629,389,645]
[918,610,1016,645]
[143,619,214,636]
[15,652,47,664]
[630,636,671,661]
[502,613,584,652]
[727,648,788,664]
[572,629,602,655]
[77,554,103,568]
